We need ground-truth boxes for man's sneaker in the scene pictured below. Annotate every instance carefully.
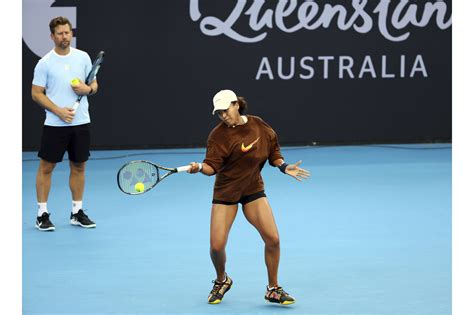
[265,286,296,305]
[35,212,55,231]
[70,209,96,228]
[208,273,233,304]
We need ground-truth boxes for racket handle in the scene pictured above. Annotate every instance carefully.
[72,100,80,111]
[176,165,192,173]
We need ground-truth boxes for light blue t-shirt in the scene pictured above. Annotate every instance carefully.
[32,48,93,126]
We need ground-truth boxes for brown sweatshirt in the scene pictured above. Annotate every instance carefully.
[204,115,284,202]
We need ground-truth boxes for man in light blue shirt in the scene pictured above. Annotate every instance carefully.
[32,16,97,231]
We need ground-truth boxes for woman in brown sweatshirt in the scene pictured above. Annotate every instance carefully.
[188,89,310,305]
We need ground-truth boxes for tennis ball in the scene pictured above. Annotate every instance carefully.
[135,182,145,193]
[71,78,80,86]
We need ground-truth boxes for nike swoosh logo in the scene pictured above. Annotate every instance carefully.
[241,137,260,152]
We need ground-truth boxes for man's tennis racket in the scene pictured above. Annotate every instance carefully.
[117,160,191,195]
[72,51,105,111]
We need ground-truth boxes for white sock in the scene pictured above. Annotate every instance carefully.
[72,200,83,214]
[37,202,48,216]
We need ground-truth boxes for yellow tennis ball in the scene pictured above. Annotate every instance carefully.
[135,182,145,193]
[71,78,80,86]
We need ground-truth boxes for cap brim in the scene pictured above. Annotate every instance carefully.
[212,104,231,115]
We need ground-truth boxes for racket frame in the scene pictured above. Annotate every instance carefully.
[72,51,105,111]
[117,160,190,195]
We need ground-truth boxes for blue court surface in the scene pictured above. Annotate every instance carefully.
[22,144,451,315]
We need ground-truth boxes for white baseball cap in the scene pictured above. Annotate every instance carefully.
[212,89,238,115]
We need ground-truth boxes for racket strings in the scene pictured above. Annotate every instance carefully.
[118,162,159,194]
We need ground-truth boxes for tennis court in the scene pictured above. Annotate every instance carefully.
[22,144,451,315]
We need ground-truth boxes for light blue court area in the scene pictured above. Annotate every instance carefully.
[22,144,452,315]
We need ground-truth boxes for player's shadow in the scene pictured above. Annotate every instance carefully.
[256,303,297,311]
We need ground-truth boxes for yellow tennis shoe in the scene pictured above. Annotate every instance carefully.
[265,285,296,305]
[207,274,233,304]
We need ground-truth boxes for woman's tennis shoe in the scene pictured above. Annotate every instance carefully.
[265,286,296,305]
[208,274,233,304]
[70,209,96,228]
[35,212,55,231]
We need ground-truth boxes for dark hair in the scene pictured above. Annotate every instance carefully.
[236,96,248,115]
[49,16,72,34]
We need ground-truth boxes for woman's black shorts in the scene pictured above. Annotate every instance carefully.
[212,190,266,205]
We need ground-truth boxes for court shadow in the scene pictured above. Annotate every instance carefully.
[255,303,298,311]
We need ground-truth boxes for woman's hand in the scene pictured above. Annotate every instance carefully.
[187,162,202,174]
[284,160,311,182]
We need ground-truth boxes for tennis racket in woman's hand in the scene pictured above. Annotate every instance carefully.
[117,160,191,195]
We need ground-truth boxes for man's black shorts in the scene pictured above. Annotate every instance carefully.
[212,190,266,205]
[38,124,91,163]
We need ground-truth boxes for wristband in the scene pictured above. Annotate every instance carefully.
[278,162,288,174]
[198,163,203,172]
